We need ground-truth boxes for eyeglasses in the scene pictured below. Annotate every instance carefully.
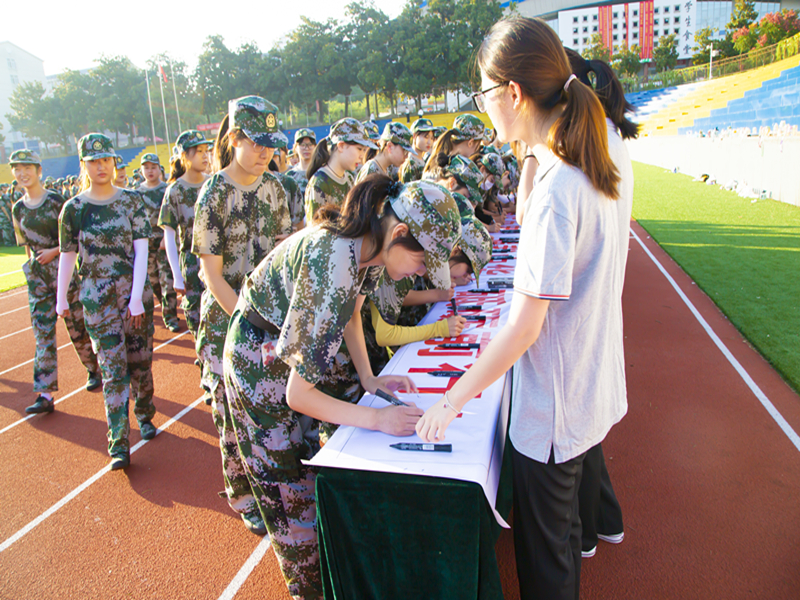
[297,142,315,149]
[243,137,269,153]
[472,83,506,113]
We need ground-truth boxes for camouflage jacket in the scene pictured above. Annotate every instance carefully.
[159,177,207,253]
[354,158,386,184]
[192,170,292,291]
[395,274,431,328]
[12,190,67,252]
[59,188,152,279]
[400,154,425,184]
[285,165,309,199]
[274,172,304,227]
[304,165,354,225]
[240,226,383,385]
[136,181,168,235]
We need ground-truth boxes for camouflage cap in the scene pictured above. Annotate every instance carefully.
[115,158,128,168]
[458,217,493,285]
[330,118,378,149]
[448,155,483,206]
[452,191,475,220]
[9,149,41,166]
[480,152,505,177]
[229,95,288,148]
[410,118,436,135]
[361,120,381,142]
[140,152,160,166]
[78,133,116,161]
[44,176,54,183]
[389,181,462,290]
[380,122,413,152]
[293,127,316,146]
[452,114,486,142]
[483,127,496,144]
[432,126,447,139]
[175,130,211,154]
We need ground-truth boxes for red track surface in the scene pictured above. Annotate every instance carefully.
[1,220,799,599]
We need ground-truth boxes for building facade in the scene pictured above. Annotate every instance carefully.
[0,42,47,157]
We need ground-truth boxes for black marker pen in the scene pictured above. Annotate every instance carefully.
[390,443,452,452]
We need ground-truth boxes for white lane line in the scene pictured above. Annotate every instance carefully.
[217,536,273,600]
[0,342,71,378]
[631,227,800,453]
[0,269,23,277]
[0,326,32,341]
[0,305,27,317]
[1,288,27,298]
[0,330,191,435]
[0,395,205,553]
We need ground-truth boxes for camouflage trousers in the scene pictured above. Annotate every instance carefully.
[223,309,322,600]
[81,276,155,458]
[23,258,98,393]
[179,251,203,343]
[197,290,257,517]
[314,339,363,445]
[0,209,15,246]
[148,233,179,329]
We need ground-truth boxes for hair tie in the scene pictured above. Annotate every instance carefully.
[386,180,404,199]
[564,74,578,92]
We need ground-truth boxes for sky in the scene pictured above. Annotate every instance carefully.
[5,0,405,77]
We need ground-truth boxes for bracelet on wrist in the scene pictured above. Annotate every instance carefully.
[443,391,461,415]
[523,154,537,162]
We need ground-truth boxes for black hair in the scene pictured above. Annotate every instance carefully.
[449,247,474,274]
[214,114,249,171]
[565,48,639,140]
[317,173,424,262]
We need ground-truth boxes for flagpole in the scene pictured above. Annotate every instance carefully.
[144,70,158,155]
[158,65,171,144]
[168,57,182,132]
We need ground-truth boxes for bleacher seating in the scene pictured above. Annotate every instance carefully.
[631,53,800,136]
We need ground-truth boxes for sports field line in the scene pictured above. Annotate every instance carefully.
[0,395,205,553]
[0,326,32,341]
[217,536,273,600]
[0,269,23,278]
[0,288,27,299]
[0,305,27,317]
[0,329,190,435]
[631,227,800,453]
[0,342,71,378]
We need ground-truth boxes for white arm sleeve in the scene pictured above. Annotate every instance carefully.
[163,226,185,289]
[56,252,78,316]
[128,238,149,317]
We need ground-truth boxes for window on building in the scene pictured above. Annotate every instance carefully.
[593,14,598,21]
[654,7,659,13]
[583,26,588,33]
[593,25,598,32]
[613,11,618,18]
[583,37,589,44]
[7,58,17,71]
[675,5,680,11]
[633,32,639,39]
[674,28,680,34]
[633,21,639,28]
[675,16,681,24]
[573,16,578,23]
[664,5,670,12]
[633,9,639,17]
[655,18,660,25]
[10,75,19,86]
[583,15,588,22]
[613,23,618,29]
[573,38,579,45]
[613,33,619,41]
[573,27,579,34]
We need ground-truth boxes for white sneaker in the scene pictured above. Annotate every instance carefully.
[581,546,596,558]
[598,532,624,544]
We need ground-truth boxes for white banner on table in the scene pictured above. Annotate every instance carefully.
[306,227,519,527]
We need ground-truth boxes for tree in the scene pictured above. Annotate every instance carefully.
[583,33,612,63]
[6,81,50,142]
[692,27,735,65]
[90,55,147,147]
[728,1,759,32]
[653,34,679,72]
[346,1,391,119]
[613,43,642,77]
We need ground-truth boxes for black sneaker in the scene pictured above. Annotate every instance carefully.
[86,372,102,391]
[110,453,130,470]
[194,358,201,367]
[241,510,267,535]
[25,395,54,414]
[166,322,181,333]
[204,392,213,406]
[140,421,157,440]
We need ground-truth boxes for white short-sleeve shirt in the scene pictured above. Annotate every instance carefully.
[510,148,628,464]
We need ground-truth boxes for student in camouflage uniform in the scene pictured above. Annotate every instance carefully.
[354,122,412,184]
[271,161,304,231]
[57,134,156,471]
[0,181,18,245]
[137,153,180,332]
[9,149,100,415]
[400,118,437,183]
[159,130,211,345]
[304,118,377,225]
[223,177,459,599]
[285,128,316,203]
[193,96,292,536]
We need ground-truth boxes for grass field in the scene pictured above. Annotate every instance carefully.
[632,161,800,393]
[0,246,27,293]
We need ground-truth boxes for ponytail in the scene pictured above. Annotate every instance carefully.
[477,17,620,199]
[167,153,187,183]
[565,48,639,140]
[78,162,91,193]
[307,138,331,180]
[317,174,423,261]
[423,132,458,174]
[213,114,247,172]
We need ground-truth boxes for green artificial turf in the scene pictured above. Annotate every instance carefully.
[632,161,800,393]
[0,247,27,293]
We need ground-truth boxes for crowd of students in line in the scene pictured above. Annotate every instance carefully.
[7,17,641,600]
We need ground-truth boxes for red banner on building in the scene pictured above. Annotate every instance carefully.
[640,0,655,60]
[197,122,220,132]
[598,5,613,54]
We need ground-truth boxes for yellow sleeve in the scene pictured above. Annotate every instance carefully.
[370,300,450,347]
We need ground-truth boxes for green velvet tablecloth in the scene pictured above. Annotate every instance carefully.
[316,440,513,600]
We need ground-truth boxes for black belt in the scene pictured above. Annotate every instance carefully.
[242,305,281,338]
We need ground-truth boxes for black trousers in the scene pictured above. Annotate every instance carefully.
[512,443,585,600]
[578,443,624,551]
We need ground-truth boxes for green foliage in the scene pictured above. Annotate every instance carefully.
[692,27,735,66]
[582,33,612,63]
[728,0,759,32]
[613,43,642,77]
[653,34,679,72]
[632,161,800,394]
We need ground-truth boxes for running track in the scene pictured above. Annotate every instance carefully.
[1,220,798,599]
